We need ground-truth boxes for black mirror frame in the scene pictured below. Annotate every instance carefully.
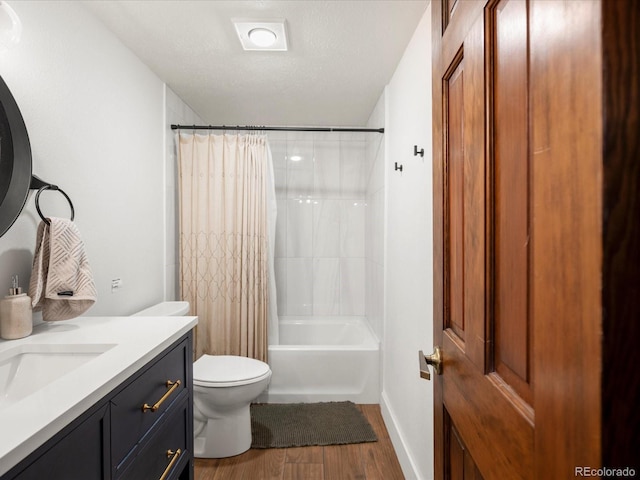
[0,74,32,238]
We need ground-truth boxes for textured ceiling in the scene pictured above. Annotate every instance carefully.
[82,0,427,127]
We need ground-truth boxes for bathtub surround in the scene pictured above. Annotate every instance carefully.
[265,130,381,405]
[177,132,276,361]
[365,93,386,342]
[271,131,373,317]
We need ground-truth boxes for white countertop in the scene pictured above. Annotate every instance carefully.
[0,315,198,477]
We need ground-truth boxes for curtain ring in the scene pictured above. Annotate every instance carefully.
[35,185,75,225]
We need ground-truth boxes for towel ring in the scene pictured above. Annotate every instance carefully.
[35,185,75,225]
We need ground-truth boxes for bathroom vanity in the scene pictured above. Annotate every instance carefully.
[0,315,197,480]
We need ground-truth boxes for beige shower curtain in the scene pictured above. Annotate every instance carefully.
[178,132,270,361]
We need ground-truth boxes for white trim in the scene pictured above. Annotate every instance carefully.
[381,391,432,480]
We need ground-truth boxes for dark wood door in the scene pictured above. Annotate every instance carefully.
[422,0,638,478]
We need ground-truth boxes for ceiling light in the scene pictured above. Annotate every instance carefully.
[233,19,288,51]
[248,28,277,48]
[289,155,302,162]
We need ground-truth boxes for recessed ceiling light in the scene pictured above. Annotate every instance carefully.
[248,28,277,48]
[233,19,288,51]
[289,155,302,162]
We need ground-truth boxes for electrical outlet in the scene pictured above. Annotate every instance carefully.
[111,278,123,293]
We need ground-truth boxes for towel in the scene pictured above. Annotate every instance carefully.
[29,217,97,321]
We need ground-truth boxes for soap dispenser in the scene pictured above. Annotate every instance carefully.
[0,275,33,340]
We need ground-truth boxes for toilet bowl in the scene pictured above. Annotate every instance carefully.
[193,355,271,458]
[133,301,272,458]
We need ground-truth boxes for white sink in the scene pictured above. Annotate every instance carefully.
[0,343,116,409]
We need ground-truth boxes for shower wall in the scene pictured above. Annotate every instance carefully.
[270,132,368,317]
[365,95,386,341]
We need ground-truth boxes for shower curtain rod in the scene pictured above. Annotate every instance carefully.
[171,124,384,133]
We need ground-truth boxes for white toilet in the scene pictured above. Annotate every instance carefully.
[133,301,272,458]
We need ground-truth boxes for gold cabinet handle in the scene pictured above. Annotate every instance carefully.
[142,380,182,412]
[419,347,443,381]
[158,448,181,480]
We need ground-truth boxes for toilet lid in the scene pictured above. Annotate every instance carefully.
[193,355,271,387]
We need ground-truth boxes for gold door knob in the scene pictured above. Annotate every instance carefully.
[419,347,443,380]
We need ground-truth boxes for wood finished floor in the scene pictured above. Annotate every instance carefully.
[194,404,405,480]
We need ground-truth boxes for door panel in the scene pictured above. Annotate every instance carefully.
[443,7,486,370]
[493,0,531,404]
[447,416,483,480]
[430,0,604,478]
[529,0,602,474]
[459,7,486,373]
[445,55,465,343]
[442,332,533,478]
[441,1,534,477]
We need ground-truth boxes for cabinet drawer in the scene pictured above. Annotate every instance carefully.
[111,338,189,470]
[119,397,190,480]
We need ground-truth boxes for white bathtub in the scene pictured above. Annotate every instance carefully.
[259,317,380,404]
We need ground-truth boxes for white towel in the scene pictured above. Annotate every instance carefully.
[29,217,97,321]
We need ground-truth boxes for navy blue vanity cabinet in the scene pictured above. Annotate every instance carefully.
[111,334,193,480]
[3,404,111,479]
[2,332,194,480]
[118,396,191,480]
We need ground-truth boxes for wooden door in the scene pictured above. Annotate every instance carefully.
[422,0,638,478]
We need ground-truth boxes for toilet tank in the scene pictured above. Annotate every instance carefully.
[132,301,190,317]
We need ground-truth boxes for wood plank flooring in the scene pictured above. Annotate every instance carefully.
[194,404,405,480]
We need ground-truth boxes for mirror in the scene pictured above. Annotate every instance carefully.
[0,74,32,237]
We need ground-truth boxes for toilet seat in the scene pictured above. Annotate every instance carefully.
[193,355,271,388]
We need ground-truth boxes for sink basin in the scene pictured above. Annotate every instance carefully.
[0,343,116,409]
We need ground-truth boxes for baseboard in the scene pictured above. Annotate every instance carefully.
[380,391,423,480]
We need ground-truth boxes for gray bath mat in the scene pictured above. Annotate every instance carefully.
[250,401,378,448]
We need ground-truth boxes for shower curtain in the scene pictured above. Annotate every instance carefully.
[177,132,278,362]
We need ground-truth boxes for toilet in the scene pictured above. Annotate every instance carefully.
[133,301,272,458]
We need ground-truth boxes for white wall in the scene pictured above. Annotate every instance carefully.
[164,89,204,301]
[380,5,434,479]
[0,1,190,321]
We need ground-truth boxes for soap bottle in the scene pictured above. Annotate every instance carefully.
[0,275,33,340]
